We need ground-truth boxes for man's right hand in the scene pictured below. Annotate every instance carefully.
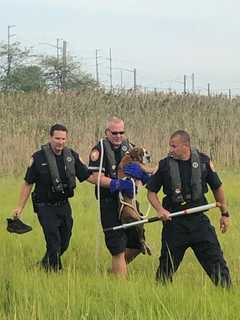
[157,207,172,221]
[13,207,23,219]
[109,179,134,198]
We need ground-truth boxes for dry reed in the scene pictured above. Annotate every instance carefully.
[0,90,239,175]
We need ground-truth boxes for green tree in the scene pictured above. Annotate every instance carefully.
[0,41,31,91]
[41,55,97,91]
[0,40,97,92]
[7,65,46,92]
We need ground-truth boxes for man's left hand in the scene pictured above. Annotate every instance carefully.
[220,216,230,233]
[124,163,150,184]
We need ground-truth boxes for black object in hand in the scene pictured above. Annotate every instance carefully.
[6,218,32,234]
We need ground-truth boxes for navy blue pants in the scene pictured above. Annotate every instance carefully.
[37,202,73,271]
[156,213,231,287]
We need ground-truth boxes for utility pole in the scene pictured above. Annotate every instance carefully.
[56,38,62,91]
[109,48,113,91]
[56,38,60,65]
[95,49,100,86]
[183,74,187,94]
[191,73,195,93]
[62,40,67,91]
[6,25,16,90]
[120,70,123,89]
[207,83,211,97]
[228,88,231,100]
[133,68,137,91]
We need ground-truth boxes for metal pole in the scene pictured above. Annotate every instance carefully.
[56,38,61,91]
[183,74,187,94]
[95,49,99,86]
[191,73,195,93]
[109,48,113,91]
[208,83,211,97]
[133,68,137,91]
[62,40,67,91]
[120,70,123,89]
[228,89,231,100]
[6,25,16,90]
[103,203,220,232]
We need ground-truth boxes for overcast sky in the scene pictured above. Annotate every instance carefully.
[1,0,239,94]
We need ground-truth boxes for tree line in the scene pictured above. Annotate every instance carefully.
[0,40,97,92]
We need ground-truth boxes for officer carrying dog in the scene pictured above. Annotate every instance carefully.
[88,116,149,277]
[13,123,134,272]
[125,130,231,287]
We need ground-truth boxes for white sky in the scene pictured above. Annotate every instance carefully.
[1,0,240,94]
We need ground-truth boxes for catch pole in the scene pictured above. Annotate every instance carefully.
[103,202,220,232]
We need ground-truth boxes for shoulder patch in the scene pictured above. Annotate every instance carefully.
[90,149,100,162]
[209,160,216,172]
[28,157,34,167]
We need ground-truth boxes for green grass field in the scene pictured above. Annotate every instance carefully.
[1,170,240,320]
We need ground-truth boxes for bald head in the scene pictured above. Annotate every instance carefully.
[170,130,190,147]
[169,130,191,160]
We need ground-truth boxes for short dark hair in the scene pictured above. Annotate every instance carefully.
[50,124,68,136]
[170,130,190,146]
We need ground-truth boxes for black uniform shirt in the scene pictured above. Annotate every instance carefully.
[25,149,90,202]
[147,152,222,209]
[89,141,123,199]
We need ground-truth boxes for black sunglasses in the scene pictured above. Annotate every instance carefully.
[110,130,125,135]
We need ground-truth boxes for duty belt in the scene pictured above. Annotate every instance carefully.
[37,200,69,207]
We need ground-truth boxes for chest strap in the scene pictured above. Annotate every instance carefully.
[41,144,76,193]
[103,139,132,178]
[169,148,202,203]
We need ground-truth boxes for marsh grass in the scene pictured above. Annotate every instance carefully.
[0,171,240,319]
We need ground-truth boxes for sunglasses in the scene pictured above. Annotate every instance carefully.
[110,130,125,135]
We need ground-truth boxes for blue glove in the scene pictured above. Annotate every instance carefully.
[109,179,134,198]
[123,163,150,185]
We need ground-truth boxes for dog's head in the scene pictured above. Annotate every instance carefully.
[117,146,152,179]
[127,147,151,164]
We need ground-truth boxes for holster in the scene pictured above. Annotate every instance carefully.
[31,192,39,213]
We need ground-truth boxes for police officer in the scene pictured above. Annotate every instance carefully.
[13,124,93,271]
[126,130,231,287]
[149,130,232,287]
[88,116,144,276]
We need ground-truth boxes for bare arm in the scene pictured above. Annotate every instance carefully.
[147,191,171,221]
[212,185,230,233]
[13,181,33,218]
[87,172,112,187]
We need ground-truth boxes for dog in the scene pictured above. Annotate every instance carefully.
[118,147,153,255]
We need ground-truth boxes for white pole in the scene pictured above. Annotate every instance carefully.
[104,203,219,231]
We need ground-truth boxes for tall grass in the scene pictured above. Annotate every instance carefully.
[0,91,240,175]
[1,90,239,318]
[0,172,239,319]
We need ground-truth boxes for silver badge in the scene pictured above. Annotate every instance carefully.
[122,145,128,152]
[112,165,116,170]
[66,157,72,162]
[192,162,198,168]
